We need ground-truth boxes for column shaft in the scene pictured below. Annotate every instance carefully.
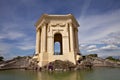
[42,24,47,52]
[69,23,74,52]
[35,29,40,54]
[76,30,80,53]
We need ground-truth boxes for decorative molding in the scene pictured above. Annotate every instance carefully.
[51,23,66,27]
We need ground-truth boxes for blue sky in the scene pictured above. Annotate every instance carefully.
[0,0,120,59]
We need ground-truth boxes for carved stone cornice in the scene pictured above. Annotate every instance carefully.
[51,23,66,27]
[35,14,79,28]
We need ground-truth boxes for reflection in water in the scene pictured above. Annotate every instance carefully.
[0,68,120,80]
[36,68,120,80]
[37,71,78,80]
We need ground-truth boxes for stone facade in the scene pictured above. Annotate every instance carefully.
[33,14,81,67]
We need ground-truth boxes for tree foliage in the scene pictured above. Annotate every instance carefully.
[0,56,4,61]
[106,56,120,61]
[88,54,98,57]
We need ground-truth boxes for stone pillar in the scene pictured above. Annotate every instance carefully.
[76,29,79,52]
[40,24,47,52]
[69,23,74,52]
[76,29,80,53]
[47,36,54,54]
[35,29,40,54]
[63,36,69,53]
[40,27,43,52]
[47,24,53,54]
[68,23,71,52]
[45,24,47,52]
[43,24,47,52]
[74,29,77,51]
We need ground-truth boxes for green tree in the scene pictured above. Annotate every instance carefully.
[88,54,98,57]
[0,56,4,61]
[13,56,22,60]
[106,56,113,60]
[106,56,120,61]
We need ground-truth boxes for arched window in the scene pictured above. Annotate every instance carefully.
[54,33,63,55]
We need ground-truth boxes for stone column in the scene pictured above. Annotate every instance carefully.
[40,27,43,52]
[35,29,40,54]
[76,29,80,53]
[68,23,71,52]
[74,29,78,52]
[45,24,47,52]
[42,23,47,52]
[47,36,53,53]
[69,23,74,52]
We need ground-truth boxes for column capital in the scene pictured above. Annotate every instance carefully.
[68,22,72,25]
[36,28,40,32]
[36,21,48,30]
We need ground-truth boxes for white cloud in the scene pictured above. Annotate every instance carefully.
[0,22,27,40]
[17,45,35,50]
[0,22,34,58]
[100,44,118,50]
[0,35,5,39]
[0,43,12,56]
[80,44,97,50]
[80,44,99,53]
[0,22,35,49]
[17,41,35,50]
[86,45,98,52]
[87,48,98,52]
[16,38,35,50]
[0,36,35,59]
[101,32,120,44]
[80,43,120,57]
[0,32,26,40]
[87,45,96,49]
[78,9,120,44]
[8,32,26,40]
[98,52,120,58]
[80,0,92,20]
[79,44,87,49]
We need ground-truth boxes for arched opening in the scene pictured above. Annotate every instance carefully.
[54,33,63,55]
